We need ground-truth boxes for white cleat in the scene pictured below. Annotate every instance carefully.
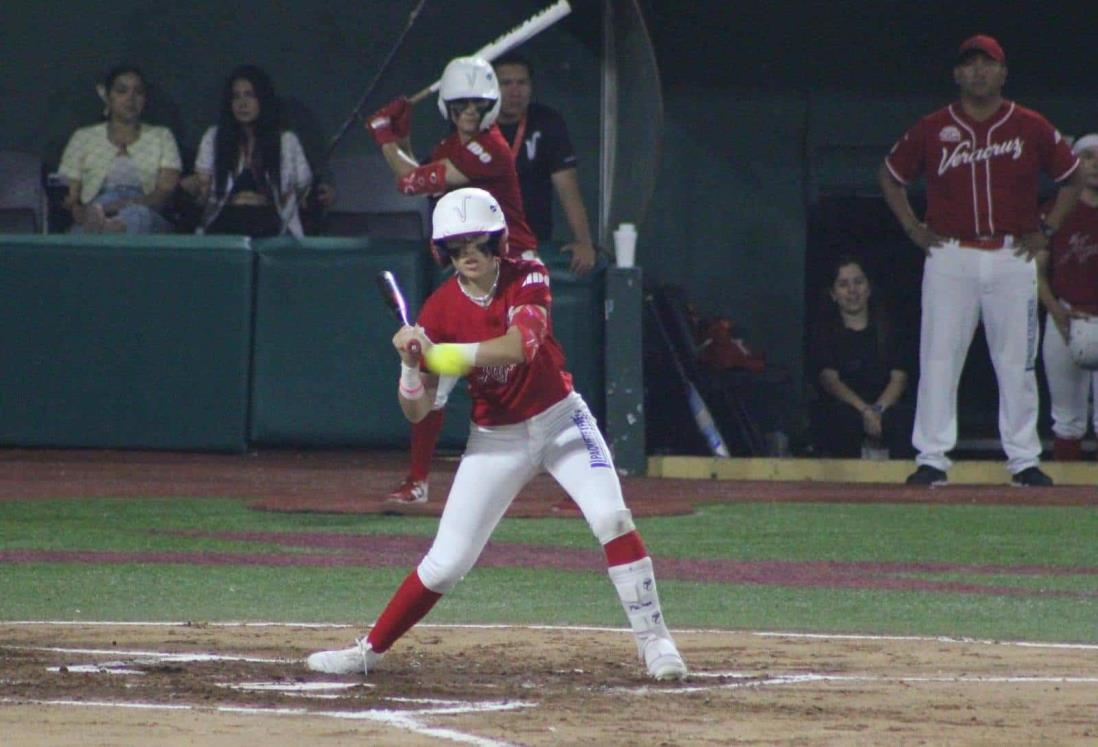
[643,636,687,681]
[306,638,380,675]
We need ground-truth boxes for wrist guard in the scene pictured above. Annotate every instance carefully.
[397,161,447,195]
[399,361,425,400]
[511,305,548,363]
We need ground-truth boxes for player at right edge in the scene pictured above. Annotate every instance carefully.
[878,34,1084,487]
[306,187,687,681]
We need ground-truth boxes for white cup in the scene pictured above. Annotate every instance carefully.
[613,223,637,268]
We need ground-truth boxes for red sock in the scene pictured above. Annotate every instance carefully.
[408,409,444,481]
[366,571,442,654]
[602,530,648,567]
[1053,437,1082,462]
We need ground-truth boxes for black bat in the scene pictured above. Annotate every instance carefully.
[645,294,731,458]
[323,0,429,160]
[376,270,420,357]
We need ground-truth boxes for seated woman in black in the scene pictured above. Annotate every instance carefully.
[809,255,914,459]
[181,65,321,237]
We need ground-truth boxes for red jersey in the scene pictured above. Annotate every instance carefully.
[417,258,573,425]
[431,126,539,256]
[1041,198,1098,309]
[885,101,1079,240]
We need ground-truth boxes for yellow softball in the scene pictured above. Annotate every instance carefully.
[424,344,474,376]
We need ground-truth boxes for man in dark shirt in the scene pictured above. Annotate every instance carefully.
[493,52,596,275]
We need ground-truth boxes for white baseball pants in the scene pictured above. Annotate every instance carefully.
[1042,308,1098,440]
[417,392,629,593]
[913,240,1041,474]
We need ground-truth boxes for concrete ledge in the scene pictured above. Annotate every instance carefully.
[647,456,1098,486]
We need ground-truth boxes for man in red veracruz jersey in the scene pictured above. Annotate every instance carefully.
[306,188,687,682]
[878,34,1084,487]
[1037,134,1098,461]
[365,55,539,505]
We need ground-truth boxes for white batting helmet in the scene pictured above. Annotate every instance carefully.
[430,187,508,263]
[437,56,501,131]
[1068,316,1098,370]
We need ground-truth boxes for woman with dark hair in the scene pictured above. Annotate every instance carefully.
[183,65,320,237]
[59,64,182,233]
[808,255,914,459]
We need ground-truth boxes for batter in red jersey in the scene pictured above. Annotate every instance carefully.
[366,55,538,258]
[306,188,688,682]
[366,55,539,505]
[878,34,1084,487]
[1038,133,1098,460]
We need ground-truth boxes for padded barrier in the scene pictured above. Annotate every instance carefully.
[0,235,612,453]
[250,236,440,446]
[604,267,645,474]
[0,234,253,451]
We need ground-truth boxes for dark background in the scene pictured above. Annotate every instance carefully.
[3,0,1093,449]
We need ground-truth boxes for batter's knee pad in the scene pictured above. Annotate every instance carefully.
[416,552,473,594]
[588,508,636,545]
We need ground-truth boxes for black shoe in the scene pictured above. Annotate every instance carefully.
[1010,467,1053,487]
[905,465,948,486]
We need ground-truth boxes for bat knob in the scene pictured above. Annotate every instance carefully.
[408,340,422,357]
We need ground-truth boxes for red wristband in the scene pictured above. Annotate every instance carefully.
[397,161,447,196]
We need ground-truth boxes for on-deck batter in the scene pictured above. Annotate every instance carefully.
[1038,133,1098,460]
[305,187,688,682]
[878,34,1084,487]
[365,55,540,505]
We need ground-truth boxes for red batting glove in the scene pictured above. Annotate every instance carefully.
[365,97,410,146]
[386,97,411,139]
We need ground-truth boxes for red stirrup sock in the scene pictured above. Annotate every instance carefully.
[602,530,649,567]
[366,571,442,654]
[1052,437,1082,462]
[408,409,444,481]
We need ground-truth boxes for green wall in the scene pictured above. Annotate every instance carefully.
[6,1,1098,432]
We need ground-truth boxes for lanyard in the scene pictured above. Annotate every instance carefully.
[506,115,527,159]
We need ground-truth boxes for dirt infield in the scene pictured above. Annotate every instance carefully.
[2,622,1096,746]
[3,449,1098,743]
[2,449,1097,518]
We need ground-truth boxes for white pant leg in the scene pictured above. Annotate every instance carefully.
[980,248,1041,473]
[417,421,539,593]
[913,244,982,471]
[537,393,632,543]
[1042,312,1095,440]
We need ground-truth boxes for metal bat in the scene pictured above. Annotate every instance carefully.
[645,294,731,458]
[376,270,420,357]
[408,0,572,105]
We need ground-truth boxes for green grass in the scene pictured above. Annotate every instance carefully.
[1,498,1095,643]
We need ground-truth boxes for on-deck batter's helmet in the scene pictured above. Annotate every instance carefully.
[437,56,501,131]
[430,187,508,264]
[1068,316,1098,370]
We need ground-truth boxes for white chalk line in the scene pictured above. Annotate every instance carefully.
[5,645,291,663]
[622,671,1098,695]
[0,697,531,747]
[3,643,532,747]
[5,620,1098,652]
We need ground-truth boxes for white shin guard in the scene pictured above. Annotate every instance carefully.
[608,556,671,656]
[609,557,687,679]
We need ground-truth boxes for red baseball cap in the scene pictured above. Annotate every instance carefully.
[957,34,1005,64]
